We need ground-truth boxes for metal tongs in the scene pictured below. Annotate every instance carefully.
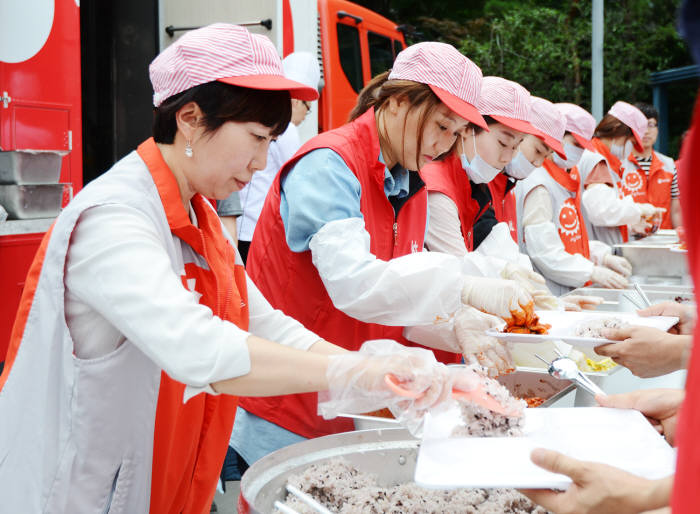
[535,351,607,398]
[384,374,521,417]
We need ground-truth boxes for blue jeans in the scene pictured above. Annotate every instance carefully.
[230,407,307,466]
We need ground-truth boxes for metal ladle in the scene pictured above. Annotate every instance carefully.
[535,353,607,398]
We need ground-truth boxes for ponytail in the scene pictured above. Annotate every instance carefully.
[349,71,391,121]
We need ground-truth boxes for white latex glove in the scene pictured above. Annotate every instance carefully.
[590,265,628,289]
[500,262,559,311]
[454,306,513,377]
[461,276,533,322]
[603,253,632,277]
[318,340,482,436]
[562,295,604,311]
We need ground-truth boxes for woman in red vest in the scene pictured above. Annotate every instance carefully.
[419,78,561,309]
[238,42,535,466]
[0,25,476,513]
[421,76,541,256]
[578,101,663,246]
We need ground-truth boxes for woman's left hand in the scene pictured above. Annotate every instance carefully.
[521,449,669,514]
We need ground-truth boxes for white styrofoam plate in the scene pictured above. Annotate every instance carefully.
[415,407,675,490]
[485,310,678,347]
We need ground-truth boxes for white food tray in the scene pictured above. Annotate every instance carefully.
[486,310,678,347]
[415,407,675,489]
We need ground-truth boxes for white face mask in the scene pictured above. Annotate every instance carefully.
[460,131,501,184]
[610,139,630,159]
[504,151,536,179]
[552,143,585,169]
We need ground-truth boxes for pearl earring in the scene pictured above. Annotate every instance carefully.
[185,140,193,158]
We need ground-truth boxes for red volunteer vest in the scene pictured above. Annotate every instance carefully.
[622,152,675,229]
[241,108,459,439]
[591,138,629,242]
[420,152,483,251]
[0,139,249,514]
[542,160,591,259]
[671,95,700,513]
[487,173,518,242]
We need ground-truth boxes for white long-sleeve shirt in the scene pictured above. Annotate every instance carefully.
[521,186,594,289]
[65,203,320,399]
[424,191,470,256]
[581,183,643,227]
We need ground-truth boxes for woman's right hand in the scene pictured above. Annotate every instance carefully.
[317,340,465,433]
[461,276,533,322]
[591,265,629,289]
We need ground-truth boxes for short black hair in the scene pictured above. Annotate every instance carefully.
[152,81,292,143]
[634,102,659,122]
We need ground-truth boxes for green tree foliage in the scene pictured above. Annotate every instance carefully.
[356,0,694,156]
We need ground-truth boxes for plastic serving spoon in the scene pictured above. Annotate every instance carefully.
[384,374,521,417]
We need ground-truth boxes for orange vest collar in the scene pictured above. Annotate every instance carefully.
[543,159,579,192]
[592,138,622,177]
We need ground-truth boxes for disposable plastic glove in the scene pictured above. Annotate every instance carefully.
[461,276,534,322]
[562,295,604,311]
[603,254,633,277]
[454,306,513,377]
[590,265,628,289]
[500,262,559,311]
[318,339,480,435]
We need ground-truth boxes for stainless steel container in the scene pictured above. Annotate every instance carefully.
[564,286,694,313]
[614,241,688,278]
[0,150,63,184]
[0,184,64,219]
[240,428,418,513]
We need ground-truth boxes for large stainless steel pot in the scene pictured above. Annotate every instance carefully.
[239,428,418,513]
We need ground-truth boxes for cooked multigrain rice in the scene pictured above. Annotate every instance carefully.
[451,376,526,437]
[280,459,548,513]
[575,317,629,338]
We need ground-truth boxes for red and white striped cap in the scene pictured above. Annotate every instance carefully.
[529,97,566,159]
[555,103,596,151]
[149,23,319,107]
[477,76,541,136]
[607,101,647,152]
[389,42,487,129]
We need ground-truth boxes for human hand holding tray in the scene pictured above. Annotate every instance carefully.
[485,310,678,347]
[414,407,675,490]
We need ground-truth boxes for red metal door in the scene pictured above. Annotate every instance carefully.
[0,0,82,361]
[0,0,82,189]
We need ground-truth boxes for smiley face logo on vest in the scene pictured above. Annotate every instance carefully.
[623,170,643,194]
[558,198,580,241]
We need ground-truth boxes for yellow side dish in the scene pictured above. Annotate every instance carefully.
[584,357,617,372]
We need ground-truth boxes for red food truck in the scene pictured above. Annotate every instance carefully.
[0,0,405,367]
